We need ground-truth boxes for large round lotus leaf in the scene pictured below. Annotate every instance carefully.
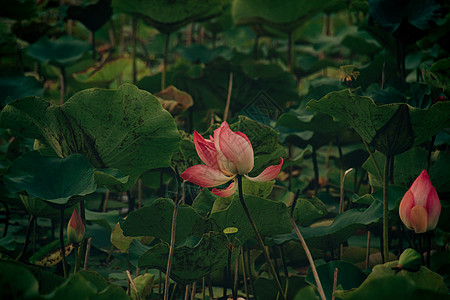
[306,89,450,156]
[232,0,342,33]
[122,198,216,246]
[0,261,39,299]
[0,84,181,191]
[66,0,113,32]
[112,0,230,34]
[0,75,44,106]
[210,195,292,244]
[4,151,97,205]
[138,231,237,285]
[267,200,382,249]
[305,260,367,299]
[335,261,448,299]
[26,36,91,67]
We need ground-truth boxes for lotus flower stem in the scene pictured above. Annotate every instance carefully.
[16,214,34,261]
[59,66,66,105]
[164,200,179,300]
[164,170,181,300]
[245,244,256,297]
[207,275,214,300]
[365,231,371,269]
[237,175,286,300]
[312,146,320,195]
[339,168,353,259]
[223,72,233,121]
[83,237,92,270]
[290,190,326,300]
[240,249,250,300]
[233,255,239,300]
[362,140,382,182]
[382,154,391,263]
[59,208,68,278]
[1,200,10,237]
[126,270,141,300]
[131,17,137,84]
[162,33,170,90]
[332,267,338,300]
[426,135,436,172]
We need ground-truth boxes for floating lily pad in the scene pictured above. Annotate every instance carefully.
[0,84,181,190]
[138,231,236,285]
[26,36,91,67]
[4,151,97,205]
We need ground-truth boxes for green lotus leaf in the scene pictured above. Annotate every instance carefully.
[66,0,113,32]
[0,84,181,190]
[210,195,292,244]
[73,58,131,85]
[122,198,216,245]
[335,261,448,299]
[306,89,450,155]
[232,0,343,33]
[138,231,237,285]
[305,260,367,299]
[112,0,230,34]
[4,151,97,205]
[0,261,39,299]
[423,57,450,92]
[267,200,382,249]
[26,36,91,67]
[0,75,44,106]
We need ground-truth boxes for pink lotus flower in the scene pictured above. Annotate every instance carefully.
[399,170,441,234]
[67,208,85,244]
[181,122,283,197]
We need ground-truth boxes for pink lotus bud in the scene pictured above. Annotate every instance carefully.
[399,170,441,234]
[67,208,85,244]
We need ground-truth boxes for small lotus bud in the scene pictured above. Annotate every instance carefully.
[396,248,422,272]
[67,208,85,244]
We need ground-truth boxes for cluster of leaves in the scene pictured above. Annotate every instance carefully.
[1,0,450,299]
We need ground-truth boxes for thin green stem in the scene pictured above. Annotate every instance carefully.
[132,17,137,84]
[290,191,326,300]
[426,135,436,172]
[17,214,35,261]
[312,147,320,195]
[237,175,286,300]
[60,208,68,278]
[162,33,170,90]
[362,139,383,182]
[74,245,80,273]
[382,155,391,263]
